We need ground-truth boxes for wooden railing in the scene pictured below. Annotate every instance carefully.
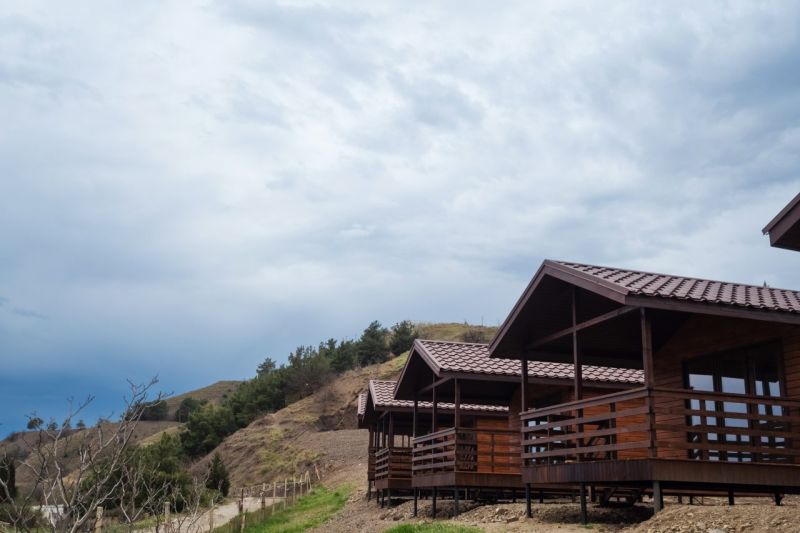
[520,387,800,466]
[375,446,412,480]
[368,447,377,480]
[412,427,521,476]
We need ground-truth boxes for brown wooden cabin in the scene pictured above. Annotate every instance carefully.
[357,379,508,507]
[392,339,642,515]
[763,192,800,251]
[489,259,800,520]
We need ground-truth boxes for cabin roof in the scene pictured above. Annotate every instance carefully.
[551,261,800,312]
[415,339,642,384]
[357,391,368,417]
[763,192,800,251]
[368,379,507,413]
[490,259,800,362]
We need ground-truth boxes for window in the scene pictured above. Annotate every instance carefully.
[683,342,785,462]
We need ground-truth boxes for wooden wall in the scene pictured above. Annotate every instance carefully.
[652,314,800,459]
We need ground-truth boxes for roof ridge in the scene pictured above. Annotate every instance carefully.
[418,339,489,347]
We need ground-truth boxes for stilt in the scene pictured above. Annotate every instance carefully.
[579,483,588,525]
[539,489,544,504]
[432,488,437,518]
[774,492,784,506]
[380,490,384,508]
[590,485,597,503]
[454,486,459,516]
[367,481,371,501]
[387,489,392,507]
[413,489,418,516]
[728,488,734,506]
[689,495,694,505]
[677,495,683,504]
[653,481,663,513]
[525,483,532,519]
[512,488,516,503]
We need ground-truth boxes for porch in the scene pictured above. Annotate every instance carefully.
[375,446,413,491]
[520,386,800,496]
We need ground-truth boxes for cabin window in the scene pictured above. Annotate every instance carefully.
[683,342,784,463]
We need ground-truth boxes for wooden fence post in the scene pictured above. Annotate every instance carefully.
[164,502,170,533]
[209,502,215,531]
[272,482,277,515]
[260,483,266,510]
[314,464,321,482]
[95,506,104,533]
[293,475,296,503]
[284,479,288,510]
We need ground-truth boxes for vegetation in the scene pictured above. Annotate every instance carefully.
[216,485,350,533]
[383,525,484,533]
[175,397,207,422]
[180,319,412,458]
[0,455,15,502]
[206,452,230,497]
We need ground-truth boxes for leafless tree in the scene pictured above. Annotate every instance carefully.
[0,378,167,533]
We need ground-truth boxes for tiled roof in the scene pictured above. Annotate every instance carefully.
[554,261,800,314]
[357,392,367,417]
[416,340,643,385]
[368,380,507,413]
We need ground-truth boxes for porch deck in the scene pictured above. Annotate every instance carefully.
[520,386,800,492]
[412,426,523,489]
[374,446,413,491]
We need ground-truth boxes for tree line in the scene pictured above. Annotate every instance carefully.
[179,320,417,457]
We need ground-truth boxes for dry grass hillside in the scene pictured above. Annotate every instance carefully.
[164,380,242,418]
[196,321,498,488]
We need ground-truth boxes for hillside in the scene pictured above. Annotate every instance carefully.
[195,321,497,487]
[164,379,242,418]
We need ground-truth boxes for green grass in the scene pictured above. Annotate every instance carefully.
[220,485,350,533]
[382,525,484,533]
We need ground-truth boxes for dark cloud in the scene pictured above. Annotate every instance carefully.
[1,1,800,434]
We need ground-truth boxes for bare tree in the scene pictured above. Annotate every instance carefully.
[0,378,167,533]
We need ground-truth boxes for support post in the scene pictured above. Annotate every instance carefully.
[261,483,266,509]
[432,488,437,518]
[431,380,438,433]
[413,395,418,438]
[413,489,418,517]
[728,488,735,506]
[525,484,532,518]
[653,481,663,513]
[579,483,587,525]
[272,482,277,514]
[454,486,459,516]
[774,492,784,506]
[387,489,392,507]
[388,413,394,449]
[95,506,104,533]
[454,379,461,429]
[641,308,657,458]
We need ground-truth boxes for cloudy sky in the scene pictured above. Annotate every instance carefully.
[1,1,799,433]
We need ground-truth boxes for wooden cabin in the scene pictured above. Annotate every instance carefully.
[763,192,800,251]
[489,260,800,521]
[392,339,642,516]
[357,379,508,508]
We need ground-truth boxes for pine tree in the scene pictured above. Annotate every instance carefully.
[206,452,230,497]
[357,321,389,366]
[389,320,418,355]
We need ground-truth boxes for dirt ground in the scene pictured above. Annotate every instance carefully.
[310,488,800,533]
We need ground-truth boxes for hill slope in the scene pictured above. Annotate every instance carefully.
[197,321,498,487]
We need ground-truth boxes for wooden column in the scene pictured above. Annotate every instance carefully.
[388,413,394,449]
[432,381,438,433]
[521,358,529,412]
[572,287,583,401]
[454,379,461,429]
[641,308,656,458]
[412,395,418,438]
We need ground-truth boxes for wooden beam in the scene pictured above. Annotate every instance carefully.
[454,378,461,429]
[528,305,637,349]
[419,376,451,394]
[572,288,583,401]
[641,308,656,459]
[431,380,438,433]
[413,395,418,438]
[521,358,529,413]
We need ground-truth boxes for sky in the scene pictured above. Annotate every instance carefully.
[1,1,799,434]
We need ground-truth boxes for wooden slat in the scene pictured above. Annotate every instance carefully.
[522,406,649,433]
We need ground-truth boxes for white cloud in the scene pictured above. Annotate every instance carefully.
[1,0,800,428]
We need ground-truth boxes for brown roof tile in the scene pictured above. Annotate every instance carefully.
[357,392,367,417]
[368,380,507,413]
[555,261,800,314]
[416,340,643,384]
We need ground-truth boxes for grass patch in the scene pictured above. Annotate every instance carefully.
[220,485,350,533]
[382,525,484,533]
